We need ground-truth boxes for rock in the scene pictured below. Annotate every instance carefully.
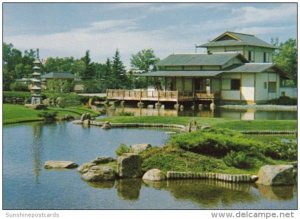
[102,121,111,129]
[83,119,90,126]
[251,175,259,182]
[81,166,115,182]
[142,169,166,181]
[63,114,75,121]
[117,153,142,178]
[44,160,78,169]
[256,165,295,186]
[80,113,91,121]
[77,162,95,174]
[130,143,151,154]
[91,156,115,165]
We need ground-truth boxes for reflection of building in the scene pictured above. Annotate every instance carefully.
[107,31,293,106]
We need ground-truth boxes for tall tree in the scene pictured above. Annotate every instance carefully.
[130,49,160,72]
[273,38,297,84]
[80,50,95,80]
[111,50,128,88]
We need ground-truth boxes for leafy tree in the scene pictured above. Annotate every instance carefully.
[273,38,297,84]
[130,49,160,72]
[45,79,74,93]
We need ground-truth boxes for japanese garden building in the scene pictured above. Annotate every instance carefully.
[107,31,294,106]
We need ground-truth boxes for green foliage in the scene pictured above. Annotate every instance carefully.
[45,79,74,93]
[264,140,297,161]
[118,111,134,116]
[10,82,28,91]
[267,96,297,105]
[81,50,96,80]
[168,128,262,158]
[3,43,36,90]
[82,80,106,93]
[140,146,257,174]
[115,144,130,156]
[130,49,160,72]
[3,91,31,99]
[273,38,297,84]
[223,151,257,169]
[38,111,58,120]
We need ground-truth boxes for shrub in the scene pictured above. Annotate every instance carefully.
[38,111,57,121]
[118,111,134,116]
[10,82,29,91]
[267,96,297,105]
[264,140,297,161]
[115,144,130,156]
[223,151,257,169]
[169,129,262,158]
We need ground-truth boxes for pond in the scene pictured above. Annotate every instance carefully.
[106,107,297,120]
[3,122,297,209]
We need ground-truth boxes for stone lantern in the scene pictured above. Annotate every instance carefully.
[30,59,42,105]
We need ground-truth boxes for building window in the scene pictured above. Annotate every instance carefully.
[231,79,240,90]
[263,52,269,62]
[248,51,254,62]
[268,82,277,93]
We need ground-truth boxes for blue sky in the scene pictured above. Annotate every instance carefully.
[3,2,297,68]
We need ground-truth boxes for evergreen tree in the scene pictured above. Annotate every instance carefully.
[81,50,95,80]
[111,50,128,88]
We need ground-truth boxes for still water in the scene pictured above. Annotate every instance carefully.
[106,107,297,120]
[3,122,297,209]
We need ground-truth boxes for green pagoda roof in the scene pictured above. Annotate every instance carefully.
[142,63,288,78]
[42,72,75,79]
[157,53,247,66]
[198,31,276,49]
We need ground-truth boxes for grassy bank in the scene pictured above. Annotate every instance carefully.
[137,127,296,175]
[97,116,297,131]
[3,104,100,124]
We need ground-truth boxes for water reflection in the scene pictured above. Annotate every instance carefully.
[256,184,296,200]
[85,181,115,189]
[31,123,43,184]
[156,180,257,208]
[116,179,142,200]
[106,107,296,120]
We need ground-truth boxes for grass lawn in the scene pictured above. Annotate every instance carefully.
[3,104,100,124]
[97,116,297,131]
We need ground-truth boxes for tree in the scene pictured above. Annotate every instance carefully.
[111,50,129,89]
[273,38,297,84]
[81,50,95,80]
[130,49,160,72]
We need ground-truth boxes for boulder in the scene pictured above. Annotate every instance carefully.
[83,119,90,126]
[102,121,111,129]
[130,143,151,154]
[117,153,142,178]
[142,169,166,181]
[251,175,259,182]
[91,156,115,165]
[44,160,78,169]
[77,162,95,174]
[81,166,115,182]
[256,165,295,186]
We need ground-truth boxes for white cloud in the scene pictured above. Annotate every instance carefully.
[4,18,196,67]
[231,3,297,25]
